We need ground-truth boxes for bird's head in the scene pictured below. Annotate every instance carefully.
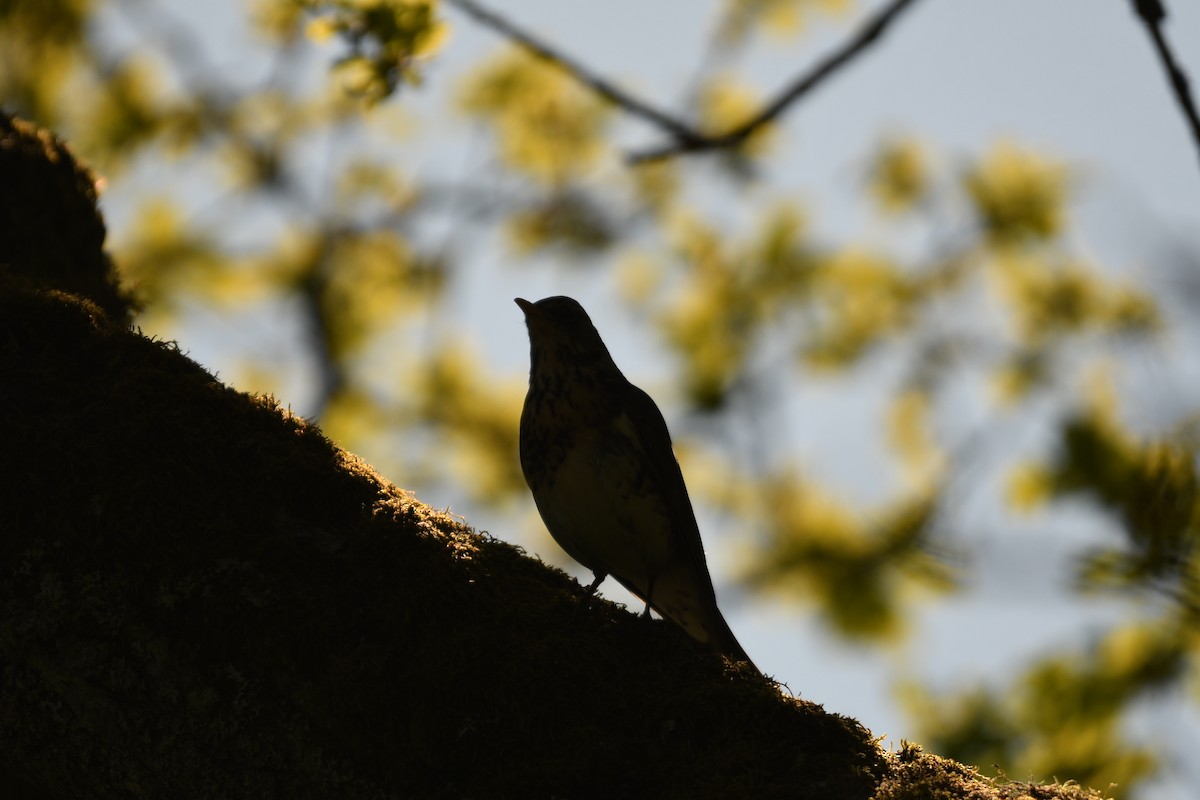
[515,296,618,372]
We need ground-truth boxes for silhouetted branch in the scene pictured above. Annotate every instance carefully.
[445,0,925,166]
[444,0,705,147]
[629,0,924,164]
[1129,0,1200,174]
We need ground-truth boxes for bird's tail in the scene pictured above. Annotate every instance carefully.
[706,607,759,674]
[622,570,760,674]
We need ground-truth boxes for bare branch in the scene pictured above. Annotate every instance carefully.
[1129,0,1200,175]
[443,0,705,146]
[446,0,925,166]
[629,0,924,164]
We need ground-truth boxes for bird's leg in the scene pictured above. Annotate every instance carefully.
[641,576,656,618]
[584,572,606,595]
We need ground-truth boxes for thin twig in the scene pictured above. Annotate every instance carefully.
[1129,0,1200,174]
[443,0,705,145]
[629,0,924,163]
[446,0,925,166]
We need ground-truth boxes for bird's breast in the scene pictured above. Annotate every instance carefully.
[520,383,675,588]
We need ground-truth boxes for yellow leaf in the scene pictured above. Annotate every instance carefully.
[965,141,1068,246]
[869,137,928,213]
[305,17,339,42]
[1007,462,1053,512]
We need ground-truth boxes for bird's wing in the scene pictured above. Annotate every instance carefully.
[618,380,718,604]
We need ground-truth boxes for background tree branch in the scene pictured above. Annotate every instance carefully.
[628,0,925,163]
[444,0,706,145]
[447,0,926,165]
[1129,0,1200,173]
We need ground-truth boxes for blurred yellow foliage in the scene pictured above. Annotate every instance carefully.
[991,256,1160,344]
[335,159,419,212]
[253,0,308,39]
[751,469,947,639]
[0,0,90,124]
[698,75,773,155]
[965,142,1068,246]
[752,202,811,299]
[1006,462,1053,512]
[887,389,944,490]
[411,344,527,504]
[616,252,665,304]
[998,370,1200,604]
[630,160,681,216]
[908,619,1182,792]
[505,191,615,255]
[648,204,816,406]
[460,48,609,184]
[869,137,928,213]
[1098,623,1182,680]
[324,230,416,352]
[991,349,1049,405]
[115,200,226,305]
[82,58,176,169]
[301,0,448,102]
[321,386,393,452]
[662,281,746,409]
[657,216,743,406]
[805,248,913,368]
[305,15,340,41]
[719,0,851,44]
[675,443,757,520]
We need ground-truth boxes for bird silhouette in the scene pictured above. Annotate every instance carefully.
[517,295,756,670]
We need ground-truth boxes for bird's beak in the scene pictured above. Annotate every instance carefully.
[514,297,534,317]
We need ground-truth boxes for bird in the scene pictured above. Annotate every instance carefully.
[516,295,756,670]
